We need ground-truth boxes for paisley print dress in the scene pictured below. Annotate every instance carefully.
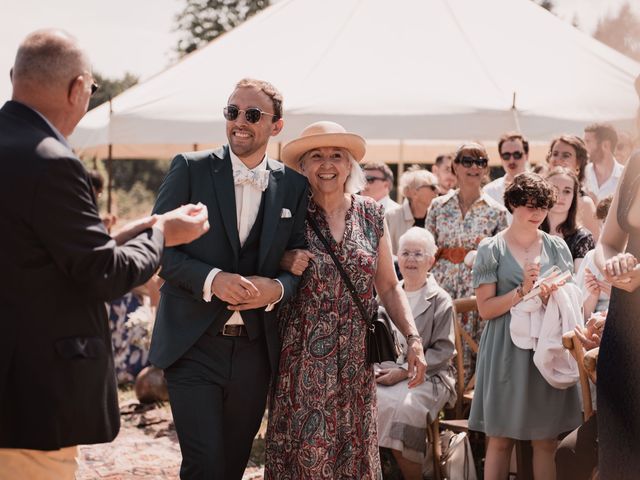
[265,195,384,479]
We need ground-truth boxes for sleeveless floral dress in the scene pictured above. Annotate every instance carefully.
[265,195,384,479]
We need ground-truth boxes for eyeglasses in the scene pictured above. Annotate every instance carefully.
[500,151,523,160]
[223,104,276,124]
[365,175,386,184]
[399,250,427,260]
[456,156,488,168]
[69,72,99,97]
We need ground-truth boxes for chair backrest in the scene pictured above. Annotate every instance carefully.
[452,296,479,419]
[562,331,595,421]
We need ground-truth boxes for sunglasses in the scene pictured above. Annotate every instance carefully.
[223,105,276,124]
[365,175,386,184]
[500,151,523,160]
[417,184,438,191]
[456,156,488,168]
[90,82,99,96]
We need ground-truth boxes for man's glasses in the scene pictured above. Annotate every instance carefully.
[456,156,488,168]
[223,105,276,124]
[500,151,523,160]
[90,82,99,96]
[69,72,99,97]
[365,175,386,184]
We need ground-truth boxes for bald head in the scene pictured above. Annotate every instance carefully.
[12,29,89,91]
[11,29,94,137]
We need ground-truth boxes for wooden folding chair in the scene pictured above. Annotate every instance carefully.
[562,331,596,421]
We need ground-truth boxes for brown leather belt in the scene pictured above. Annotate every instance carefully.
[219,324,248,337]
[436,247,470,264]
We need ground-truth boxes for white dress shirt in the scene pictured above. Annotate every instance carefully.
[202,150,283,324]
[483,176,513,224]
[584,160,624,202]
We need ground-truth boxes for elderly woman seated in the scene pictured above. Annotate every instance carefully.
[375,227,457,480]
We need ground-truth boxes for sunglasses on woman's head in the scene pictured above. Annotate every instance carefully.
[456,156,488,168]
[500,151,523,160]
[223,105,276,124]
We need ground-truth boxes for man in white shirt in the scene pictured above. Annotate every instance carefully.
[151,78,309,480]
[583,123,624,202]
[483,132,529,223]
[361,161,400,211]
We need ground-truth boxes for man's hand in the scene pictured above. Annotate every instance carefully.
[375,367,408,386]
[155,203,210,247]
[405,340,427,388]
[227,276,282,311]
[280,249,315,276]
[112,215,157,246]
[211,272,260,305]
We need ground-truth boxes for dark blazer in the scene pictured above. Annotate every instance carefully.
[150,146,308,372]
[0,101,165,450]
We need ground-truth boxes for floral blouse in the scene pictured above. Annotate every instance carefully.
[426,189,508,300]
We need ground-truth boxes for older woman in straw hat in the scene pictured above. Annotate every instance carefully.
[264,121,426,479]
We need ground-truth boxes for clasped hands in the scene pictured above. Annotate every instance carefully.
[213,273,282,310]
[376,339,426,388]
[602,252,640,293]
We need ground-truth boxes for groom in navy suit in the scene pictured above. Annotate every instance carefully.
[151,78,309,480]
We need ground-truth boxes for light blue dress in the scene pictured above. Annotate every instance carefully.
[468,232,582,439]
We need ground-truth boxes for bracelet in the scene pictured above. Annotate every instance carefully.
[406,334,421,345]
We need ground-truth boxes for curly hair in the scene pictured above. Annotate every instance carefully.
[503,172,556,214]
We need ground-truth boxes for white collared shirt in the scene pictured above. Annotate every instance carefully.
[584,160,624,202]
[483,176,512,224]
[202,150,283,321]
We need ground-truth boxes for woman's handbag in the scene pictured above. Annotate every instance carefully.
[308,215,401,364]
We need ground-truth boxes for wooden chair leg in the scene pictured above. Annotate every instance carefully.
[428,417,442,480]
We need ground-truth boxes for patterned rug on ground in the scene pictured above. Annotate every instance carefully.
[76,400,265,480]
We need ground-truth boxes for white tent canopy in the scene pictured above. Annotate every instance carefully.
[70,0,640,157]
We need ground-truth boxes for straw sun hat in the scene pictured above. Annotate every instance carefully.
[280,121,366,171]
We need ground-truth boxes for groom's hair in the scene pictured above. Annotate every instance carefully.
[235,78,283,122]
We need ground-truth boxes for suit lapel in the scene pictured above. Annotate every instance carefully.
[209,146,240,257]
[259,157,286,269]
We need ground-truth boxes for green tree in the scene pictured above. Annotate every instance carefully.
[88,72,138,111]
[174,0,270,56]
[532,0,554,13]
[593,2,640,62]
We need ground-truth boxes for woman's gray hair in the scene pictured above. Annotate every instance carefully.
[299,149,366,194]
[398,227,437,258]
[399,168,438,196]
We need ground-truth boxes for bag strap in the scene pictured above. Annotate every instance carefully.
[307,214,372,327]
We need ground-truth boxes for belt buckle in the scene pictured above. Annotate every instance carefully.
[221,324,242,337]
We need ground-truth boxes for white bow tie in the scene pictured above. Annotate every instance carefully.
[233,168,269,191]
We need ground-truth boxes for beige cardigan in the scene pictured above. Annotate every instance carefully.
[385,199,415,255]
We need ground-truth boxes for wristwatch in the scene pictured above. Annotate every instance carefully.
[406,334,421,345]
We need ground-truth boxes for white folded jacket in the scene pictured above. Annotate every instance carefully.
[510,283,584,389]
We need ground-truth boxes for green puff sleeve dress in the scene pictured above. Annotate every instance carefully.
[468,232,582,439]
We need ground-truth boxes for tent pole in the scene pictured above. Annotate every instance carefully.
[107,98,114,214]
[511,91,521,132]
[397,140,405,203]
[193,143,198,151]
[107,144,113,214]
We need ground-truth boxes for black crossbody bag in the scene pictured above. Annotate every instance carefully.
[308,215,400,364]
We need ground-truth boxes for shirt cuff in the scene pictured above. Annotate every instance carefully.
[265,279,284,312]
[203,268,222,302]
